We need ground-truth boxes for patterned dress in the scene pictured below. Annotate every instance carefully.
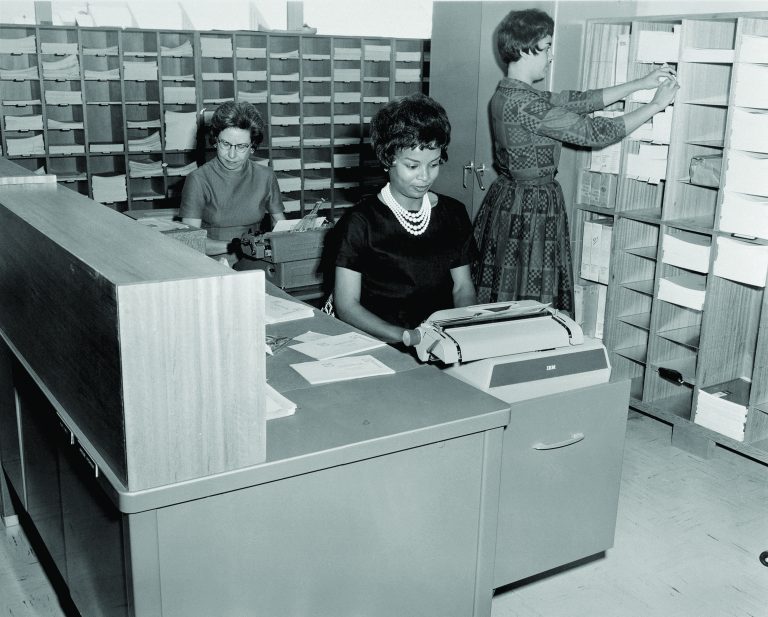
[472,78,626,313]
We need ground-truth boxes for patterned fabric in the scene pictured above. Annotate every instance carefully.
[472,78,626,313]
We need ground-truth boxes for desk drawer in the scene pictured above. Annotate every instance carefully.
[494,380,629,586]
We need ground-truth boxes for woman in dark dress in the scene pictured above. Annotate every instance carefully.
[334,93,477,345]
[472,9,679,314]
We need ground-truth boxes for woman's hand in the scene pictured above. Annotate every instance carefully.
[637,64,677,90]
[651,76,679,109]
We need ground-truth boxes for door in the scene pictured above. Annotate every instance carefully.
[430,1,556,221]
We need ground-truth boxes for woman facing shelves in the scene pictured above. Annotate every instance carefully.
[472,8,679,315]
[181,101,285,268]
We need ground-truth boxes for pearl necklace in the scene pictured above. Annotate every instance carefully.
[380,183,431,236]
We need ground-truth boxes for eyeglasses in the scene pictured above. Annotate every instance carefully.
[217,139,251,153]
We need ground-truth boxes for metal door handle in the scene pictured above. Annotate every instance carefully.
[474,164,486,190]
[463,162,474,189]
[532,432,585,450]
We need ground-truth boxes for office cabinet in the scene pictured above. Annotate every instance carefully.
[0,24,429,219]
[573,12,768,463]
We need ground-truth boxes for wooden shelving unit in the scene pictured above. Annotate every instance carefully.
[574,12,768,463]
[0,24,429,219]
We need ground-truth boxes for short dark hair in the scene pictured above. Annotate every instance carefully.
[370,93,450,168]
[497,9,554,64]
[209,101,265,147]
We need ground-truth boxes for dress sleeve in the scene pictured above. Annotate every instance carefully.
[519,92,626,148]
[547,88,605,114]
[179,172,205,219]
[335,210,368,273]
[265,171,285,215]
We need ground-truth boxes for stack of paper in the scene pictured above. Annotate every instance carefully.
[127,119,161,129]
[48,119,84,130]
[661,233,711,273]
[395,51,422,62]
[395,68,421,82]
[635,28,680,63]
[724,151,768,197]
[6,134,45,156]
[334,114,361,125]
[333,153,359,168]
[695,379,750,442]
[334,47,361,60]
[273,115,300,126]
[238,90,268,104]
[5,114,43,131]
[272,158,301,171]
[364,45,391,61]
[625,143,668,184]
[732,64,768,108]
[265,295,315,324]
[49,144,85,154]
[236,47,266,59]
[83,45,118,56]
[92,174,127,203]
[718,191,768,240]
[304,177,331,190]
[271,92,300,103]
[123,61,157,81]
[265,384,296,420]
[44,90,82,105]
[291,355,394,385]
[166,161,198,176]
[160,40,193,56]
[0,35,36,54]
[277,175,302,192]
[128,159,163,177]
[580,217,613,284]
[334,68,361,82]
[739,34,768,63]
[0,65,39,79]
[272,135,300,147]
[90,143,123,153]
[41,42,78,55]
[164,86,197,104]
[334,92,362,103]
[128,131,161,151]
[42,54,80,79]
[270,49,299,59]
[201,36,233,57]
[164,110,198,150]
[657,274,706,311]
[290,331,385,360]
[729,108,768,154]
[713,237,768,287]
[84,68,120,80]
[271,72,299,82]
[202,72,234,81]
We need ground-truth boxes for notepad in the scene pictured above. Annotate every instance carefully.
[265,295,315,324]
[291,355,394,385]
[290,331,385,360]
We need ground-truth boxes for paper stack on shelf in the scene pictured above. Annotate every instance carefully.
[334,91,362,103]
[333,153,359,168]
[90,143,123,154]
[713,236,768,287]
[395,68,421,82]
[83,45,118,56]
[635,28,680,63]
[334,114,361,125]
[304,177,331,190]
[160,40,192,56]
[739,34,768,63]
[276,175,302,192]
[44,90,82,105]
[166,161,198,176]
[580,217,613,284]
[123,60,157,81]
[729,108,768,154]
[718,191,768,240]
[265,295,315,324]
[237,90,268,103]
[84,68,120,80]
[128,131,161,152]
[270,72,299,82]
[203,72,234,81]
[49,144,85,154]
[201,36,233,57]
[6,134,45,156]
[625,143,668,184]
[732,64,768,109]
[680,47,734,63]
[0,35,36,54]
[163,86,196,104]
[364,44,391,61]
[304,95,331,103]
[48,119,84,130]
[5,114,43,130]
[0,65,39,79]
[92,174,127,203]
[236,47,266,59]
[41,42,78,55]
[695,378,750,442]
[164,110,198,150]
[334,47,361,60]
[272,158,301,172]
[128,159,163,177]
[272,115,300,126]
[127,119,161,129]
[334,68,361,81]
[291,355,394,385]
[724,151,768,197]
[272,135,300,147]
[661,233,711,273]
[42,54,80,79]
[270,49,299,59]
[271,92,300,103]
[395,51,422,62]
[303,116,331,125]
[657,274,706,311]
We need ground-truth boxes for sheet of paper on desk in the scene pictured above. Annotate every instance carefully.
[136,218,190,232]
[289,331,385,360]
[272,217,326,232]
[291,355,395,385]
[265,383,297,419]
[265,295,315,324]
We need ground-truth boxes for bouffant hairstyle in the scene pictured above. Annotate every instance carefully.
[370,93,451,168]
[209,101,265,147]
[497,9,554,64]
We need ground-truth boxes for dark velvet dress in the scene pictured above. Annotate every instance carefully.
[472,78,627,313]
[335,192,476,329]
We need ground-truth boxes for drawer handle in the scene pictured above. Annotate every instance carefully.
[533,432,585,450]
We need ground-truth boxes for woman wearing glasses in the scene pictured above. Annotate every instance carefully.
[181,101,285,267]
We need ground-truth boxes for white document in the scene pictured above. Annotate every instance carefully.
[265,383,297,420]
[290,331,385,360]
[657,275,706,311]
[265,295,315,324]
[718,191,768,239]
[713,236,768,287]
[291,355,395,385]
[614,33,630,85]
[732,63,768,109]
[661,233,711,274]
[724,151,768,197]
[729,108,768,154]
[636,29,680,63]
[739,34,768,63]
[626,144,668,184]
[680,48,734,63]
[652,107,674,144]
